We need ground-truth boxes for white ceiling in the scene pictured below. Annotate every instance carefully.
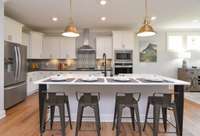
[4,0,200,32]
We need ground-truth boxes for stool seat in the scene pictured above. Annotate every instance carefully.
[116,96,138,107]
[112,93,142,136]
[41,92,72,136]
[143,93,180,136]
[79,95,99,106]
[75,92,101,136]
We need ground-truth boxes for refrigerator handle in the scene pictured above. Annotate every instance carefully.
[14,46,19,80]
[17,46,21,80]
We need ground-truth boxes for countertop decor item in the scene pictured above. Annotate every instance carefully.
[178,52,191,69]
[62,0,79,37]
[137,0,156,37]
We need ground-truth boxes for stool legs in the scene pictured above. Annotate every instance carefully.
[173,108,180,136]
[79,106,84,130]
[66,100,73,129]
[75,104,82,136]
[153,104,160,136]
[130,107,136,130]
[50,106,55,130]
[162,108,167,132]
[116,106,123,136]
[58,104,66,136]
[134,104,142,136]
[94,106,101,136]
[112,101,117,130]
[143,101,150,131]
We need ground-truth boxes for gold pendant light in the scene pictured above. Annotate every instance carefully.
[62,0,80,37]
[137,0,156,37]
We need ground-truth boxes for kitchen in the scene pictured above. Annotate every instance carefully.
[0,0,200,136]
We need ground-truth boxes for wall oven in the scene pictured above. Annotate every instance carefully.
[114,62,133,75]
[114,50,133,75]
[115,50,133,63]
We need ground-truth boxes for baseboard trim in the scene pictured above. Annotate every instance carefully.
[0,109,6,119]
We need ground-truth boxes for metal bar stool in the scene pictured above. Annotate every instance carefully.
[49,93,73,130]
[41,92,71,136]
[143,92,180,136]
[75,92,101,136]
[112,92,142,136]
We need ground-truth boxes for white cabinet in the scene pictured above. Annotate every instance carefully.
[60,37,76,59]
[112,31,134,50]
[27,72,39,96]
[43,36,76,59]
[96,36,113,59]
[22,32,30,46]
[29,31,44,59]
[43,36,60,59]
[4,16,23,44]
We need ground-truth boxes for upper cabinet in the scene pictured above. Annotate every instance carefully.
[42,36,76,59]
[112,31,134,50]
[4,16,23,44]
[96,36,113,59]
[29,31,44,59]
[60,37,76,59]
[43,36,60,59]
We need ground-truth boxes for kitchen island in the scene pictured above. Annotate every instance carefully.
[35,74,189,136]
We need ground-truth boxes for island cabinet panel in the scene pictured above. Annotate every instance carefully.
[29,31,44,59]
[60,37,76,59]
[112,30,134,50]
[4,16,23,44]
[43,36,61,59]
[96,36,113,59]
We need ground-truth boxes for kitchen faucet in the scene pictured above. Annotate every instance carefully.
[103,53,107,77]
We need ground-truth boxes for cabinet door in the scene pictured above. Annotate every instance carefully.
[60,37,76,59]
[112,31,123,50]
[96,36,113,59]
[122,31,134,50]
[43,36,60,59]
[29,31,44,59]
[4,16,23,44]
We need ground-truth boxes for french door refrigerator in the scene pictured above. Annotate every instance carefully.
[4,41,27,109]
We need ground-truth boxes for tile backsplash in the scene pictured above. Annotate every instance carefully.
[28,59,112,71]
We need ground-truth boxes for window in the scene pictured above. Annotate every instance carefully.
[187,36,200,50]
[167,35,184,52]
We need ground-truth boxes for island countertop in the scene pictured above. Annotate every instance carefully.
[35,74,190,86]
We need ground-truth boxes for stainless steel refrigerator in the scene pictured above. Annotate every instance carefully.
[4,41,27,109]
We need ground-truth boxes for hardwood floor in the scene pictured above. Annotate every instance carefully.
[0,94,200,136]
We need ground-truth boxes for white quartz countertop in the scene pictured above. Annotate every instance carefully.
[34,74,190,86]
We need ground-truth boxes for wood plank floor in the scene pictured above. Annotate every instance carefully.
[0,93,200,136]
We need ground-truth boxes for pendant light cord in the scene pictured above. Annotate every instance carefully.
[145,0,148,18]
[69,0,73,22]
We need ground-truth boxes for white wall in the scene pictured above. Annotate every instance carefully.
[0,0,5,118]
[133,31,200,78]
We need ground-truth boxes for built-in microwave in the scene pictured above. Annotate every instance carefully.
[114,50,133,63]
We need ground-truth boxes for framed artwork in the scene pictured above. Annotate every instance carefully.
[139,40,157,62]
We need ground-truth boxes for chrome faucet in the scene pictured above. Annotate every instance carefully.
[103,53,107,77]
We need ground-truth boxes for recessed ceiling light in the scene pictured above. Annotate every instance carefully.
[100,0,107,5]
[101,17,106,21]
[192,20,199,23]
[151,16,157,21]
[52,17,58,22]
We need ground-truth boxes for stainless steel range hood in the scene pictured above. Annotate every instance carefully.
[78,28,95,52]
[77,28,96,69]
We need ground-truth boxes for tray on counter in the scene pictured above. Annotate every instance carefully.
[136,78,174,83]
[106,78,138,83]
[75,78,104,83]
[44,78,75,82]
